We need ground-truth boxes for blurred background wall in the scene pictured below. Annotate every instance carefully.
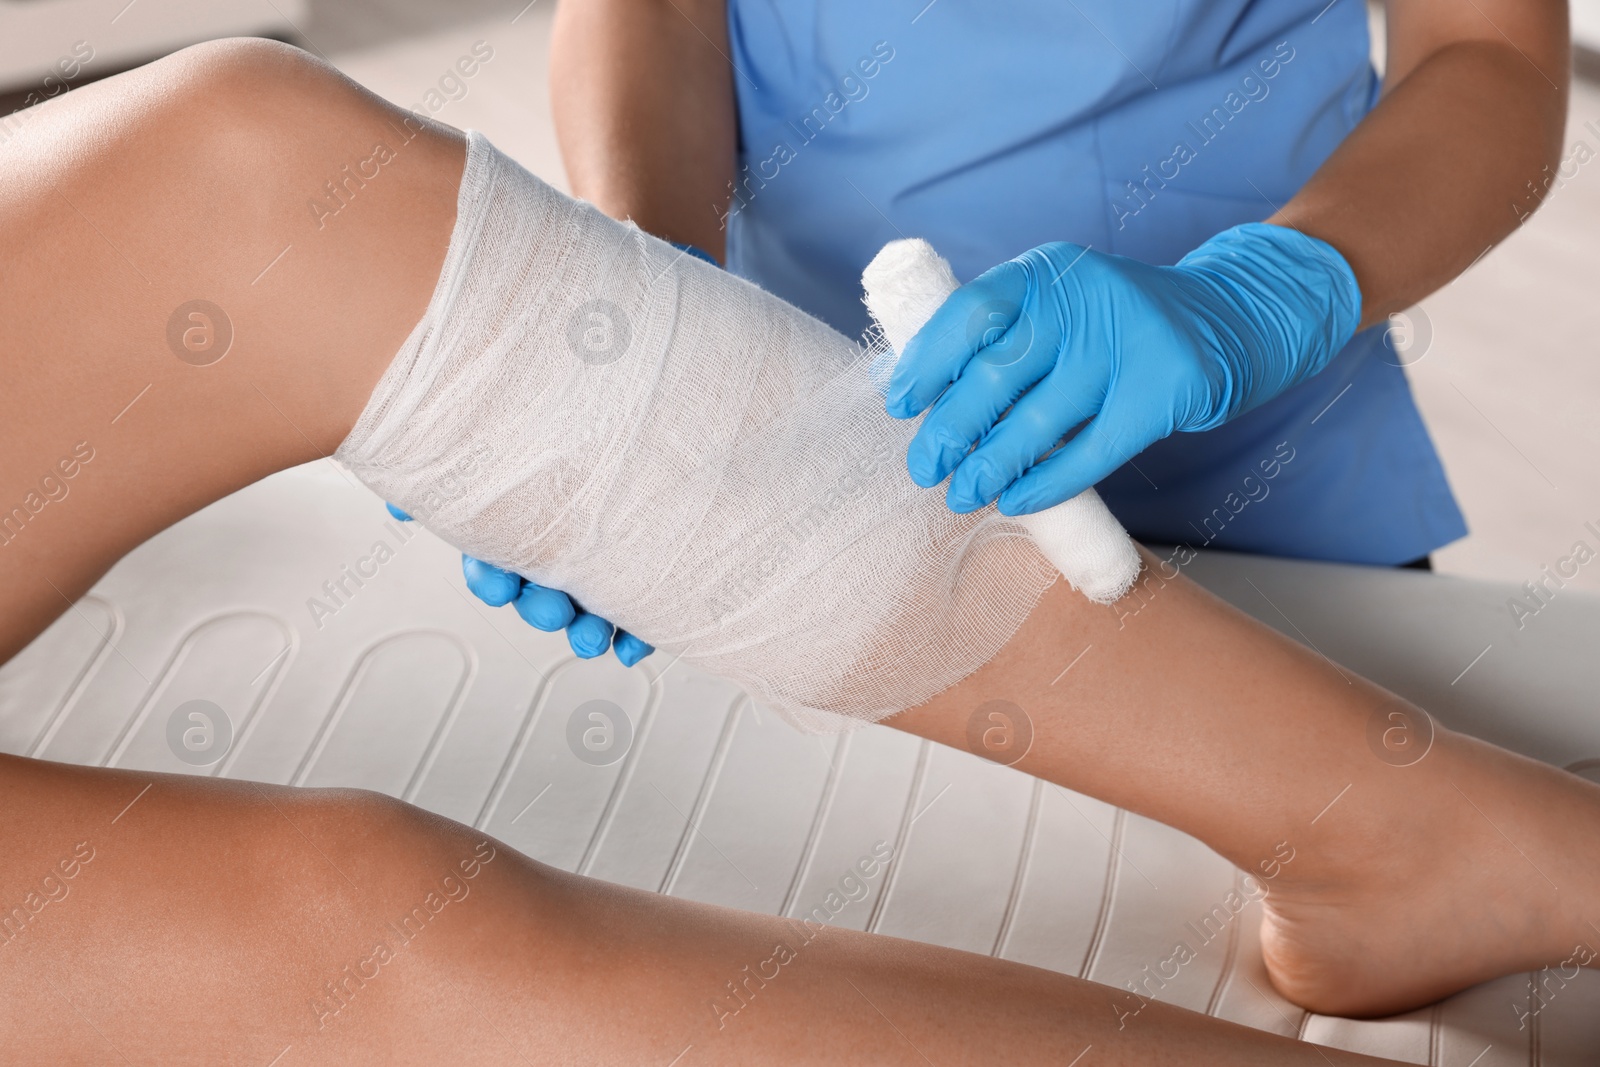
[3,0,1597,594]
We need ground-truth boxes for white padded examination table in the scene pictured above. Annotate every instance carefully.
[1,460,1596,1063]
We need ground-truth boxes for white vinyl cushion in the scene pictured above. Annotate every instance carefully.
[1,460,1595,1063]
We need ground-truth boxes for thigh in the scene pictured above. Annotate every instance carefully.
[0,39,463,665]
[0,755,521,1064]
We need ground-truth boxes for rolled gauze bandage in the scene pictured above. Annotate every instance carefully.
[862,240,1142,605]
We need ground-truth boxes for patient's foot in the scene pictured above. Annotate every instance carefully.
[1257,728,1600,1017]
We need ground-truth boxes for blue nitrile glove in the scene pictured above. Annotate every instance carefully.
[383,503,654,667]
[885,223,1362,515]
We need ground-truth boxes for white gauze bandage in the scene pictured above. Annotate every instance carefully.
[860,240,1141,605]
[336,132,1060,732]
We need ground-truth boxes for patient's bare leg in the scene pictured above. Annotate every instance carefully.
[1,39,1594,1024]
[897,554,1600,1015]
[0,754,1399,1066]
[0,37,461,663]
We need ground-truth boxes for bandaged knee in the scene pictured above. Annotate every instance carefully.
[336,132,1136,733]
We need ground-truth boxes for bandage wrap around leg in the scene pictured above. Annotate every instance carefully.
[338,133,1099,731]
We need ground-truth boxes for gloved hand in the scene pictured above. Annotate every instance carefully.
[885,222,1362,515]
[384,503,655,667]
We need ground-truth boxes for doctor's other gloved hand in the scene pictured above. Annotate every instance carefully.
[885,222,1362,515]
[383,503,655,667]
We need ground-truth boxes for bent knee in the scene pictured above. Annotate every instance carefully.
[156,37,359,123]
[144,39,397,178]
[8,37,380,205]
[277,784,448,855]
[281,786,509,888]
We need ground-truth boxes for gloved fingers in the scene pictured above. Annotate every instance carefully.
[944,372,1103,512]
[512,581,578,632]
[509,581,628,662]
[566,612,616,659]
[904,340,1058,488]
[455,535,643,664]
[613,631,655,667]
[462,555,524,607]
[886,258,1032,419]
[995,400,1152,515]
[385,502,413,522]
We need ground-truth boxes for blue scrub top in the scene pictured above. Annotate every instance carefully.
[725,0,1467,565]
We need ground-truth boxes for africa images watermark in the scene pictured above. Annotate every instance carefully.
[1110,840,1296,1030]
[707,841,896,1031]
[166,699,235,767]
[718,40,896,232]
[0,841,98,948]
[705,436,898,623]
[966,699,1033,767]
[309,840,499,1030]
[0,441,97,551]
[305,513,423,631]
[1115,440,1298,629]
[1505,519,1600,631]
[565,699,634,767]
[307,442,495,630]
[1365,701,1434,768]
[1514,942,1596,1031]
[1112,40,1297,231]
[307,41,496,231]
[1511,118,1600,222]
[167,299,234,366]
[0,41,96,146]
